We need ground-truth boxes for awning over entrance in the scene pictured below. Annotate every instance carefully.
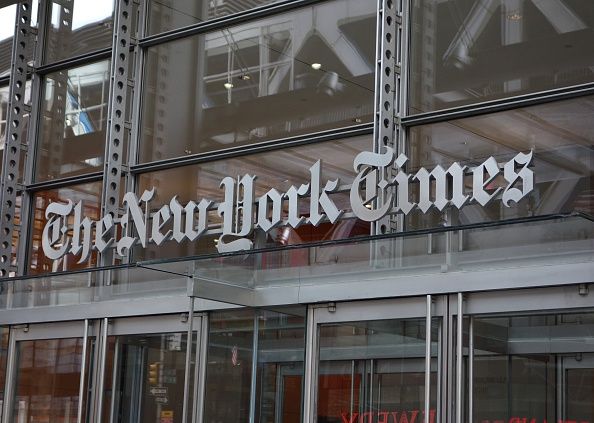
[0,213,592,323]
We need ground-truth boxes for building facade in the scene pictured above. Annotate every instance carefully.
[0,0,592,422]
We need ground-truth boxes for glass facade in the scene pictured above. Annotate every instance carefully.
[0,0,591,423]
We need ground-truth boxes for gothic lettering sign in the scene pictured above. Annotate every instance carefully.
[42,149,534,262]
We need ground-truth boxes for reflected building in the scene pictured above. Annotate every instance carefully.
[0,1,592,423]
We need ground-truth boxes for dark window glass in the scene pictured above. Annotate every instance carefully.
[135,135,372,261]
[410,0,594,113]
[406,96,594,230]
[0,5,16,78]
[140,0,376,163]
[28,182,102,274]
[36,61,110,181]
[0,327,7,412]
[44,0,114,64]
[147,0,283,36]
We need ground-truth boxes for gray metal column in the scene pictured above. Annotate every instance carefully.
[372,0,399,237]
[100,0,137,266]
[0,0,34,277]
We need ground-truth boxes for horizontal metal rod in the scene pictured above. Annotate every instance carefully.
[130,124,373,174]
[26,171,106,192]
[139,0,325,48]
[35,48,113,75]
[402,82,594,127]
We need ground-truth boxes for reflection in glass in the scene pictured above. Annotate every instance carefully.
[44,0,114,63]
[472,313,594,423]
[140,0,375,162]
[0,5,16,78]
[12,338,90,423]
[107,332,192,423]
[406,96,594,230]
[204,308,305,423]
[28,182,102,274]
[410,0,594,113]
[148,0,282,35]
[317,319,439,423]
[135,135,372,261]
[36,61,110,181]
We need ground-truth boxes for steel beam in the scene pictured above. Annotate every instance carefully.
[100,0,137,266]
[0,0,33,277]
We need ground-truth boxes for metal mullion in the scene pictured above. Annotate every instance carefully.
[182,295,195,423]
[425,294,431,423]
[401,81,594,128]
[77,319,90,423]
[139,0,324,48]
[94,318,109,423]
[248,311,260,423]
[35,48,113,75]
[455,293,463,423]
[193,315,209,423]
[302,306,318,423]
[129,124,373,175]
[26,171,104,192]
[1,327,18,422]
[468,316,474,423]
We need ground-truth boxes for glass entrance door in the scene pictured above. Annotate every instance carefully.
[465,288,594,423]
[3,320,95,423]
[104,314,202,423]
[308,298,443,423]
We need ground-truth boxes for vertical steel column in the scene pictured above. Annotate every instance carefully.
[182,294,195,423]
[468,316,474,423]
[100,0,136,266]
[2,327,18,421]
[425,295,432,423]
[372,0,398,237]
[0,0,33,277]
[94,318,109,423]
[77,319,90,423]
[456,293,463,423]
[193,315,209,423]
[248,311,260,423]
[302,306,317,423]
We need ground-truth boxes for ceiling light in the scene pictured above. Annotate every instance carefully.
[507,12,522,21]
[239,74,251,81]
[224,82,234,89]
[311,63,322,70]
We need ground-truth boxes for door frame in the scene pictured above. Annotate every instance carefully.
[105,313,204,423]
[2,319,97,423]
[303,296,448,423]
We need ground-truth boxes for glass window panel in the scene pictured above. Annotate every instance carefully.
[36,61,110,181]
[406,96,594,230]
[204,308,305,423]
[135,135,372,261]
[44,0,114,64]
[13,337,91,423]
[472,313,594,423]
[140,0,376,163]
[0,5,16,78]
[147,0,283,35]
[410,0,594,113]
[28,182,102,274]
